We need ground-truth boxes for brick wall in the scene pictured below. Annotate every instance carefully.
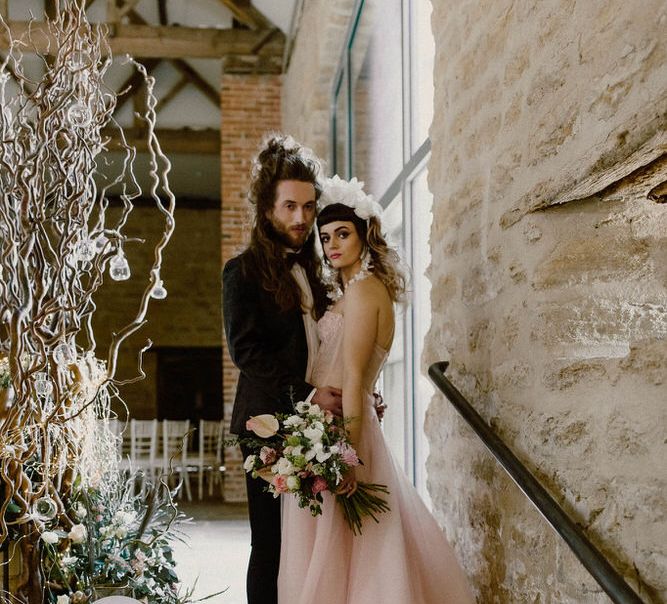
[221,73,282,502]
[92,201,222,419]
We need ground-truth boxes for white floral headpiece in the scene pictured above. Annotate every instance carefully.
[319,175,383,221]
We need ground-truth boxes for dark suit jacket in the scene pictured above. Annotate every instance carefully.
[223,250,314,435]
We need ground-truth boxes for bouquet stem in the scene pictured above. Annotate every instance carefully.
[336,482,390,536]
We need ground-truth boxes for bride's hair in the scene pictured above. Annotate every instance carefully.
[316,203,406,303]
[245,133,328,317]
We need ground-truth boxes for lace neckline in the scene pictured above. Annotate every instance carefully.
[327,267,371,303]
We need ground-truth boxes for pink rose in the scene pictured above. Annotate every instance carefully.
[246,414,280,438]
[259,446,277,464]
[272,474,289,494]
[339,443,360,467]
[311,476,328,494]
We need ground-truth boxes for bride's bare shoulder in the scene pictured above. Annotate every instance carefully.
[345,275,391,308]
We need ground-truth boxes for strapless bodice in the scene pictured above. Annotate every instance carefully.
[311,311,388,394]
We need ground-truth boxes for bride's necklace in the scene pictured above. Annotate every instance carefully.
[327,266,371,303]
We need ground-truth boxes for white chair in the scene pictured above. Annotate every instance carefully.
[162,419,192,501]
[130,419,158,485]
[196,419,225,500]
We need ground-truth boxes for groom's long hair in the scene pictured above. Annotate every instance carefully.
[244,134,328,318]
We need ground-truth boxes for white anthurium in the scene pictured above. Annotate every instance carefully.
[315,443,333,463]
[303,427,324,444]
[295,401,310,413]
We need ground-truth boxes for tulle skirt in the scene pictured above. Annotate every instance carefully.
[277,399,475,604]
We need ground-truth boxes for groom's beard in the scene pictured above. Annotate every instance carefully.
[267,215,312,250]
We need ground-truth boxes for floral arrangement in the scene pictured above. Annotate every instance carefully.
[0,355,10,389]
[318,175,383,221]
[242,401,390,535]
[33,471,215,604]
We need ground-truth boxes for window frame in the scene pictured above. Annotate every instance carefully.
[330,0,434,494]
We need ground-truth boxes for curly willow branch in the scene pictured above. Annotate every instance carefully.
[0,1,176,598]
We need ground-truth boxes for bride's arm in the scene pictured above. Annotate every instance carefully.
[341,282,378,449]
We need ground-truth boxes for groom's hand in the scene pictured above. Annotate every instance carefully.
[312,386,343,416]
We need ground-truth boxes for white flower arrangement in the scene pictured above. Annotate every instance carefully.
[319,175,383,221]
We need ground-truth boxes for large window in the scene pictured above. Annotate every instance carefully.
[331,0,435,504]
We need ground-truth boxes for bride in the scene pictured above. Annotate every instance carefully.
[277,177,475,603]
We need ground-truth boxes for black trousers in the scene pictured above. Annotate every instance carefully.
[241,443,281,604]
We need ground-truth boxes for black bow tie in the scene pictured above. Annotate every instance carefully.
[286,249,309,269]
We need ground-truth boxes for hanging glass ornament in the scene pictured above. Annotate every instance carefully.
[53,342,77,366]
[109,252,131,281]
[33,496,58,522]
[74,238,96,263]
[34,372,53,397]
[67,102,92,128]
[66,49,91,71]
[151,280,167,300]
[94,234,109,253]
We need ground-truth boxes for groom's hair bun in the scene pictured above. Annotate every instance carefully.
[249,133,322,211]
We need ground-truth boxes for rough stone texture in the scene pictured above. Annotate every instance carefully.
[282,0,357,163]
[221,73,282,501]
[427,1,667,601]
[93,202,221,418]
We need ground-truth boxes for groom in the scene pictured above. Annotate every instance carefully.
[223,135,342,604]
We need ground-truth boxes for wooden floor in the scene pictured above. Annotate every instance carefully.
[174,499,250,604]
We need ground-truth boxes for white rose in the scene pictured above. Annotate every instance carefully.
[57,596,70,604]
[41,531,59,545]
[275,457,294,475]
[243,455,257,472]
[286,475,300,491]
[68,523,87,544]
[115,526,128,539]
[303,427,323,444]
[61,555,78,567]
[307,404,322,416]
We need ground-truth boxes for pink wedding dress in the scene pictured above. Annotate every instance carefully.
[277,309,475,604]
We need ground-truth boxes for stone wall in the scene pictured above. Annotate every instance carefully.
[426,1,667,602]
[282,0,356,163]
[221,73,282,502]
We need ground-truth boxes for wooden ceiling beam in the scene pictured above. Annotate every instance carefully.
[154,75,188,113]
[0,21,285,60]
[101,127,220,154]
[126,9,219,107]
[218,0,273,31]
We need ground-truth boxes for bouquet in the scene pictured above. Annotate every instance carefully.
[242,401,390,535]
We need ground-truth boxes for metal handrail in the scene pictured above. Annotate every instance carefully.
[428,361,645,604]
